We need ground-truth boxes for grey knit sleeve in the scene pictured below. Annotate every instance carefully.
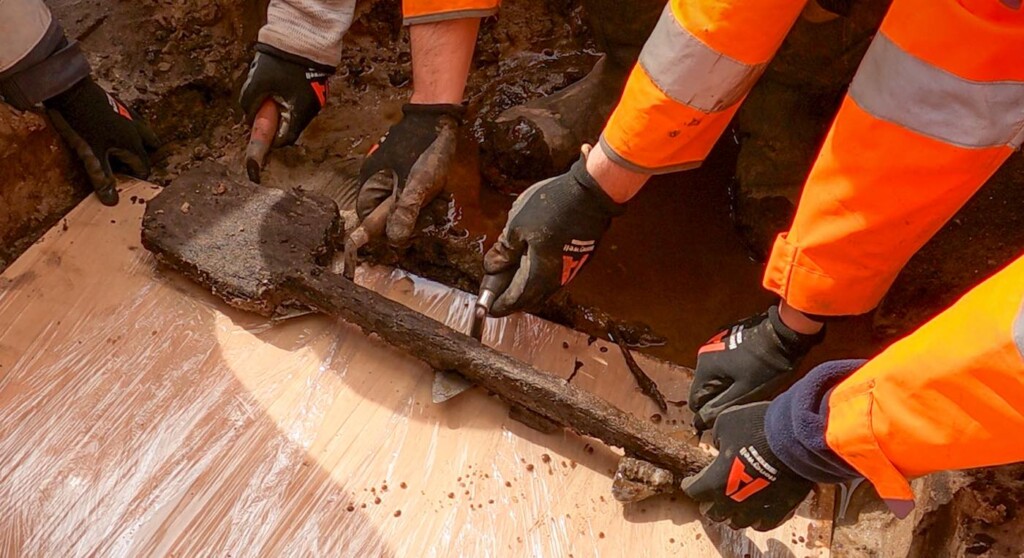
[0,0,53,72]
[258,0,358,67]
[0,0,92,109]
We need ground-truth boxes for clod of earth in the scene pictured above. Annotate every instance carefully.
[611,457,679,504]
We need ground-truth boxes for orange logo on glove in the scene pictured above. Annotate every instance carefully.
[105,92,133,120]
[561,254,590,285]
[698,330,728,355]
[311,81,328,107]
[561,239,595,285]
[726,457,770,502]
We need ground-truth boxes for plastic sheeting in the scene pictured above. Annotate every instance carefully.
[0,181,833,557]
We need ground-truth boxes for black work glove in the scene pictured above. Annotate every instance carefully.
[690,306,823,432]
[356,103,461,246]
[681,402,814,531]
[239,44,333,146]
[482,156,624,317]
[44,76,159,206]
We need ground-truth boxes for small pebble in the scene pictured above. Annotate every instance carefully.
[179,201,190,214]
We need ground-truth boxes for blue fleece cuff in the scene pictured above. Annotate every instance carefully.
[765,359,866,484]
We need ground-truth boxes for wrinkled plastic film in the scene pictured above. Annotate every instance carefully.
[0,181,833,557]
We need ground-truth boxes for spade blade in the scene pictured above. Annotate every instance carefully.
[432,369,473,403]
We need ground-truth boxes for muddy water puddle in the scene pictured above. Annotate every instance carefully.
[446,141,880,368]
[567,145,879,367]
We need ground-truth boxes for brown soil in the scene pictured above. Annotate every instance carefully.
[0,106,88,269]
[3,0,1024,555]
[909,466,1024,558]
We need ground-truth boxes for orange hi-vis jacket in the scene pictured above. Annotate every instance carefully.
[768,254,1024,515]
[826,253,1024,510]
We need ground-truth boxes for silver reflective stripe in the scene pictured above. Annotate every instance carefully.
[638,6,767,113]
[850,33,1024,149]
[403,7,498,25]
[598,135,702,175]
[1014,299,1024,360]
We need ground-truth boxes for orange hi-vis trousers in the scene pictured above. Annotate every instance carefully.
[603,0,1024,316]
[763,0,1024,315]
[402,0,499,25]
[600,0,805,173]
[824,253,1024,507]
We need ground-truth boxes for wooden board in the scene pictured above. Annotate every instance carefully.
[0,180,833,557]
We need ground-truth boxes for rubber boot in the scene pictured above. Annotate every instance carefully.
[482,0,666,191]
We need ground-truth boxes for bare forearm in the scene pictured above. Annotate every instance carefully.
[585,141,650,204]
[409,18,479,105]
[779,299,824,334]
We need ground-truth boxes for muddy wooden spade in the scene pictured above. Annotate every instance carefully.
[141,164,712,498]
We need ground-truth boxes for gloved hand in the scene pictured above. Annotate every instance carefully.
[482,156,624,317]
[355,103,461,246]
[689,306,823,432]
[681,402,815,531]
[239,44,333,146]
[44,76,158,206]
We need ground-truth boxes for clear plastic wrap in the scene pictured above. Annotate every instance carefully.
[0,181,832,557]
